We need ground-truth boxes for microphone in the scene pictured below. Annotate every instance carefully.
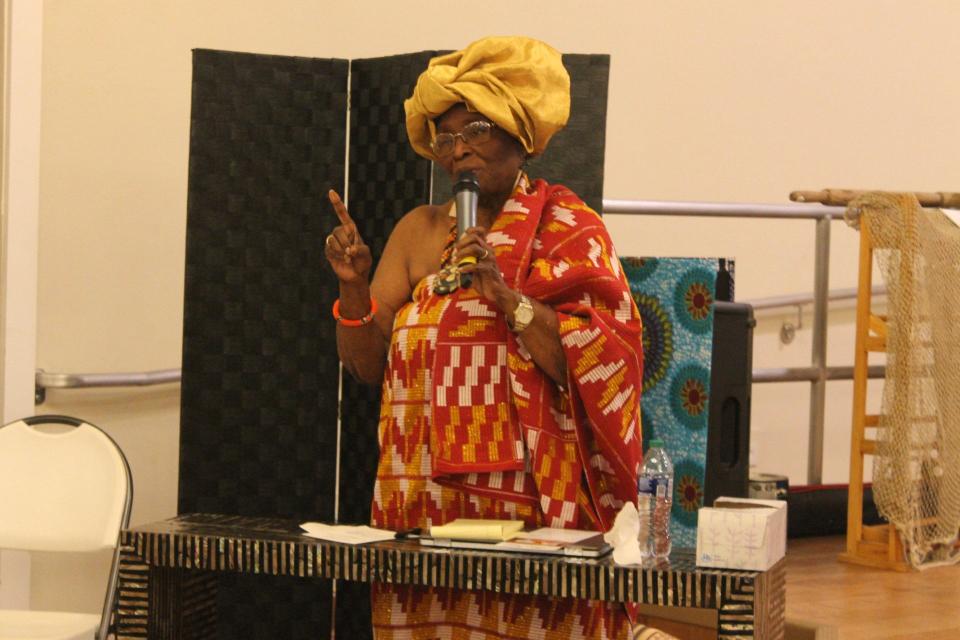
[454,170,480,287]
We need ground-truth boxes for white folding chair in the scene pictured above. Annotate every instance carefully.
[0,415,132,640]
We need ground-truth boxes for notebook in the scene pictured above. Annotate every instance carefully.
[428,518,525,542]
[421,526,612,558]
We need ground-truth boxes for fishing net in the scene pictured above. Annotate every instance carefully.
[846,192,960,568]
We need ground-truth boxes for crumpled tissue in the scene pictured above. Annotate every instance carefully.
[603,501,643,565]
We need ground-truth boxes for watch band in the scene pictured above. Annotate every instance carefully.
[510,294,535,333]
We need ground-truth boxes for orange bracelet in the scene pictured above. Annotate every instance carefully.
[332,297,377,327]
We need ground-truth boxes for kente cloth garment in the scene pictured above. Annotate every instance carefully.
[371,176,643,639]
[404,36,570,161]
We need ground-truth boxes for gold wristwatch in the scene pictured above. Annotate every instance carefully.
[509,294,534,333]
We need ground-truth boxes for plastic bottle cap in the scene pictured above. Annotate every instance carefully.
[649,438,664,448]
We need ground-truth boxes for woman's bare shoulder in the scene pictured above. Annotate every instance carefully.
[380,202,452,288]
[392,202,451,237]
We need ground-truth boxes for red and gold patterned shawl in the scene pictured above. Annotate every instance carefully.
[425,175,643,531]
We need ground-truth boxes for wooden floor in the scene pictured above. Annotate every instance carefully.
[786,536,960,639]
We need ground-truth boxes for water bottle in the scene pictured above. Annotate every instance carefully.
[637,439,674,561]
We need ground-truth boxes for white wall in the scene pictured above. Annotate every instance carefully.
[0,0,42,611]
[32,0,960,610]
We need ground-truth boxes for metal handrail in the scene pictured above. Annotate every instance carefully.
[36,368,181,388]
[33,284,885,393]
[33,363,884,390]
[604,197,845,484]
[34,197,873,484]
[753,365,886,383]
[745,285,886,311]
[35,281,881,391]
[603,199,847,220]
[34,368,180,403]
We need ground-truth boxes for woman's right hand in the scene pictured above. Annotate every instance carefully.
[325,190,372,284]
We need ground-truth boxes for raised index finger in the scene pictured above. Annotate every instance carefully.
[327,189,354,226]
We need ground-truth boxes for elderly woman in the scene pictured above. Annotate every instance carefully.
[325,36,643,639]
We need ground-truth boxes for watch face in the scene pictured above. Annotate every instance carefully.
[514,296,534,331]
[517,304,534,324]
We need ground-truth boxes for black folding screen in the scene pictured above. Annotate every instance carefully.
[179,48,609,640]
[336,51,439,638]
[179,50,347,639]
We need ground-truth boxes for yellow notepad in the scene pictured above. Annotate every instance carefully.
[429,518,524,542]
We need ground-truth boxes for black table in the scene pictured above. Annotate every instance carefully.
[115,513,785,639]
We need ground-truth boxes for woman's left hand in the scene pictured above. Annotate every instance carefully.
[455,226,511,307]
[457,225,567,385]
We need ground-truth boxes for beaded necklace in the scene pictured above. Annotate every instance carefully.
[433,171,525,295]
[433,221,461,295]
[438,221,458,268]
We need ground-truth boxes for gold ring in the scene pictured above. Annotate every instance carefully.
[480,248,489,260]
[326,234,335,246]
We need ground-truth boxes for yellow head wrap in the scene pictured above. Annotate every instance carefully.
[404,36,571,161]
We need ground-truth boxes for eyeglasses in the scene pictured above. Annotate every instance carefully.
[431,120,497,157]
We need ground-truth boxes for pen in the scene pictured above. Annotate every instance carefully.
[395,527,423,540]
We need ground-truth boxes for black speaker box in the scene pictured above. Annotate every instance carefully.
[787,485,883,538]
[703,301,754,505]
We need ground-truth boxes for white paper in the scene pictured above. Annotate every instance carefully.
[300,522,396,545]
[603,502,643,565]
[516,528,597,544]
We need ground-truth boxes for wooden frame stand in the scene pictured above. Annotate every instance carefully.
[840,220,909,571]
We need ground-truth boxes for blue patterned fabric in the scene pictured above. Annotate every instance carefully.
[621,257,720,549]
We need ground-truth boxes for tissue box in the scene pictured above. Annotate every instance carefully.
[695,497,787,571]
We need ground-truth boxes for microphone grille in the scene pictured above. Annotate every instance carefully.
[454,170,480,193]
